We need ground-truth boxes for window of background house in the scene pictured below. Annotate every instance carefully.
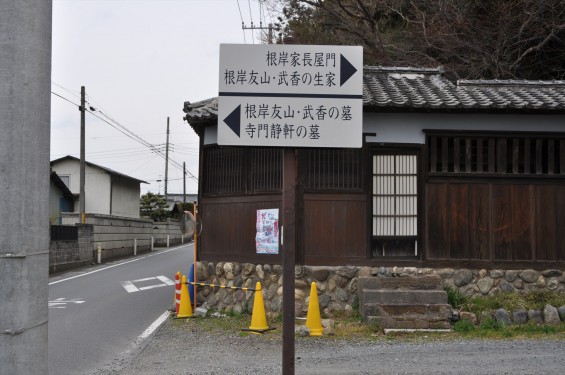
[59,175,70,188]
[371,152,418,257]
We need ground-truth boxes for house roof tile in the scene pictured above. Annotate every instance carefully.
[183,66,565,129]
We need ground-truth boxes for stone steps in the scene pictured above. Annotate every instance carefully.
[358,276,453,329]
[362,290,448,305]
[358,275,443,290]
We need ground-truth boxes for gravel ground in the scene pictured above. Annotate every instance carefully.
[93,314,565,375]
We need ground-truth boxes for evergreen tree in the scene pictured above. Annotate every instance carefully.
[140,192,170,222]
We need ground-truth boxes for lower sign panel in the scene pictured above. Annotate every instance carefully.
[218,96,362,148]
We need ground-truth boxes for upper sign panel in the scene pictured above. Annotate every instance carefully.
[218,44,363,148]
[219,44,362,96]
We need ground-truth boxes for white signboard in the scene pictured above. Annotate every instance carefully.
[218,44,363,148]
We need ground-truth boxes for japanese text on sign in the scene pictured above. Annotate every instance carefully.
[223,51,339,88]
[244,103,353,121]
[241,103,353,141]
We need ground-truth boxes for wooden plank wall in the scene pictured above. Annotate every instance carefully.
[303,193,366,265]
[199,193,366,265]
[200,195,282,263]
[426,182,565,263]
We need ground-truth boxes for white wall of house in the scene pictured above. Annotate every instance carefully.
[364,113,565,144]
[51,158,140,218]
[85,165,112,215]
[202,113,565,146]
[111,176,141,218]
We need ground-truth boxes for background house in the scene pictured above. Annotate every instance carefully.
[50,155,146,218]
[49,171,76,224]
[165,193,198,206]
[183,66,565,270]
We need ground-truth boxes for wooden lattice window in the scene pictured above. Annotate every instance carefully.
[248,148,282,192]
[426,132,565,177]
[372,152,418,257]
[303,148,364,191]
[203,146,282,195]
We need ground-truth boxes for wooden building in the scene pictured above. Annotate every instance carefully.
[183,66,565,270]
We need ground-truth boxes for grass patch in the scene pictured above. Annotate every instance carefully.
[460,290,565,317]
[524,290,565,310]
[479,317,504,331]
[452,319,565,339]
[445,286,468,309]
[453,319,475,333]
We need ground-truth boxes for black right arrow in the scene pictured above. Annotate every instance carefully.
[223,105,241,137]
[340,54,358,87]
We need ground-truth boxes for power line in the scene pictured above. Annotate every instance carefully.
[51,90,198,182]
[236,0,247,43]
[52,81,81,99]
[248,0,254,44]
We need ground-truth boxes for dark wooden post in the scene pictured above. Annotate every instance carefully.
[282,148,297,374]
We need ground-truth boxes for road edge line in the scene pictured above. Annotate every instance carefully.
[138,310,170,341]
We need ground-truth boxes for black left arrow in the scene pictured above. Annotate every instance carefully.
[340,54,358,87]
[223,105,241,137]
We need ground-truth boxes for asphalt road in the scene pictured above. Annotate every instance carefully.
[48,244,194,375]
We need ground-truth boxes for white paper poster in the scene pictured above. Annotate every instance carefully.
[256,209,279,254]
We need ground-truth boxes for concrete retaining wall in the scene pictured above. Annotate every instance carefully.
[49,213,186,272]
[49,224,93,273]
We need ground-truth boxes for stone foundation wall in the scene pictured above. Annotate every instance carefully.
[195,262,565,318]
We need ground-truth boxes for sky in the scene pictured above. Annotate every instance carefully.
[51,0,278,195]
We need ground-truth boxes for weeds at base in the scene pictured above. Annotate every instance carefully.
[454,318,565,339]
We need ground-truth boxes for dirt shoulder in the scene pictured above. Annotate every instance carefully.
[95,314,565,375]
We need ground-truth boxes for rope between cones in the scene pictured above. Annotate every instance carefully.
[183,281,260,292]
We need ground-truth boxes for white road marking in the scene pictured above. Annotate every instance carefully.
[138,284,167,291]
[120,281,140,293]
[121,275,175,293]
[48,244,191,286]
[120,310,171,361]
[133,277,156,283]
[48,298,86,308]
[155,275,175,285]
[138,310,170,340]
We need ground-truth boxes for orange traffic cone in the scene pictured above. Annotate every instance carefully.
[306,282,323,336]
[176,275,193,318]
[242,282,273,333]
[174,271,181,314]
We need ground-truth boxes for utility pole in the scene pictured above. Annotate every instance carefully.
[0,1,51,373]
[80,86,86,224]
[183,162,186,203]
[164,117,170,200]
[242,22,273,44]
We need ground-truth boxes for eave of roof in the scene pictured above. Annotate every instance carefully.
[50,171,75,200]
[50,155,148,184]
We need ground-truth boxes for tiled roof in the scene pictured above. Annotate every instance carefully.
[183,66,565,126]
[183,98,218,124]
[363,66,565,110]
